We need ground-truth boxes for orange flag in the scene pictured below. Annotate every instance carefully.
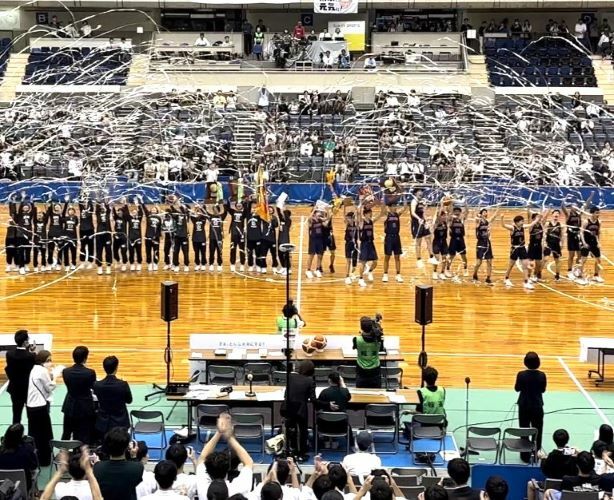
[256,166,270,221]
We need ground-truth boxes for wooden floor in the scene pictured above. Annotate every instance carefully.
[0,206,612,391]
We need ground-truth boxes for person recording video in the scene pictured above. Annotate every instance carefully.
[353,315,384,388]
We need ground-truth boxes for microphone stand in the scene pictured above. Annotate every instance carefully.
[279,243,295,458]
[461,376,479,457]
[245,373,255,397]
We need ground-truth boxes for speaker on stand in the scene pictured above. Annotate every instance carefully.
[415,285,433,387]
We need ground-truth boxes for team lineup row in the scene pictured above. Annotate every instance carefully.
[1,192,605,290]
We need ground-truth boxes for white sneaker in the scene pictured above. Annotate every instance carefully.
[70,265,75,270]
[416,259,424,269]
[279,268,287,276]
[344,276,352,284]
[306,270,314,278]
[200,266,206,272]
[249,266,255,272]
[576,277,589,285]
[86,263,93,270]
[209,265,214,271]
[164,264,170,271]
[97,267,103,275]
[567,271,575,280]
[261,267,267,274]
[574,267,582,278]
[184,266,189,272]
[239,265,245,272]
[428,257,439,265]
[230,264,235,272]
[367,272,374,282]
[45,265,51,272]
[593,275,605,283]
[105,267,111,275]
[315,270,322,278]
[5,265,9,272]
[148,263,153,271]
[439,272,446,280]
[524,281,535,290]
[382,274,389,282]
[24,265,29,272]
[153,264,159,271]
[136,264,141,271]
[444,270,453,278]
[358,278,367,287]
[65,267,70,273]
[33,266,39,272]
[19,267,25,275]
[276,267,283,274]
[432,271,439,280]
[121,264,127,272]
[130,264,135,271]
[504,278,513,287]
[217,266,222,272]
[530,276,538,283]
[173,266,179,272]
[463,269,469,277]
[396,274,404,283]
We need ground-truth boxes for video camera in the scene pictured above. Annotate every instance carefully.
[361,313,384,342]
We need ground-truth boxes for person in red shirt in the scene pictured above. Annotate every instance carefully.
[293,21,305,40]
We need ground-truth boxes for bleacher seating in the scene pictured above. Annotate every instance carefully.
[485,37,597,88]
[23,46,131,85]
[0,38,11,79]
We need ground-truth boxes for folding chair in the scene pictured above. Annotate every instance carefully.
[465,426,501,463]
[315,412,350,455]
[0,469,28,498]
[499,427,537,464]
[243,363,272,385]
[233,413,265,458]
[207,365,239,385]
[399,485,425,500]
[196,404,230,443]
[409,414,447,465]
[365,404,398,454]
[50,440,82,479]
[130,410,167,453]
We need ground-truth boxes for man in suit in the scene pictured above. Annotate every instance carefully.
[62,345,97,443]
[93,355,133,438]
[5,329,36,423]
[282,360,316,462]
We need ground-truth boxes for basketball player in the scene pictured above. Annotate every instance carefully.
[168,200,190,272]
[431,206,449,281]
[472,208,497,284]
[501,214,542,290]
[228,200,246,272]
[410,188,437,268]
[205,203,226,272]
[343,210,359,285]
[127,200,144,271]
[276,207,292,275]
[543,209,563,281]
[260,206,279,274]
[190,203,207,271]
[5,200,17,272]
[95,201,113,275]
[305,207,329,279]
[78,199,95,269]
[246,203,263,272]
[357,205,378,288]
[578,207,604,283]
[161,211,176,271]
[562,193,593,279]
[61,199,79,271]
[14,194,33,275]
[47,200,64,271]
[446,205,469,278]
[143,203,162,271]
[320,210,336,274]
[527,211,544,282]
[112,202,128,272]
[382,202,407,283]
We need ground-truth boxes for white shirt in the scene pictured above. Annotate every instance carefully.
[599,34,610,46]
[68,158,83,176]
[319,32,332,40]
[169,159,183,173]
[385,96,400,108]
[586,103,600,117]
[574,22,587,37]
[27,364,55,408]
[385,162,398,176]
[137,470,159,498]
[205,168,218,183]
[120,40,132,51]
[300,142,313,156]
[141,490,189,500]
[250,483,300,500]
[341,452,382,477]
[258,92,269,108]
[173,472,197,499]
[226,96,237,110]
[322,54,334,66]
[81,24,92,36]
[55,479,93,500]
[407,95,420,108]
[194,37,211,47]
[196,464,253,500]
[364,58,377,69]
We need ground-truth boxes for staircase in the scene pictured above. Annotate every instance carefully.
[592,57,614,104]
[126,53,150,87]
[0,53,28,103]
[354,118,381,177]
[232,116,257,168]
[471,108,511,178]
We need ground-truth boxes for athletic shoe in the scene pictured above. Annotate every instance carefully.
[86,263,93,270]
[195,265,200,271]
[554,273,560,281]
[567,271,575,280]
[33,266,39,272]
[173,266,179,272]
[329,264,335,273]
[217,266,223,272]
[19,267,25,275]
[358,278,367,287]
[463,269,469,277]
[530,276,538,283]
[427,257,439,265]
[97,267,103,275]
[576,277,589,285]
[593,276,605,283]
[524,281,535,290]
[136,264,141,271]
[24,265,29,272]
[432,271,439,280]
[4,265,9,272]
[70,265,76,271]
[438,273,446,280]
[485,277,493,285]
[239,265,245,272]
[164,265,170,271]
[230,265,235,272]
[504,278,513,287]
[249,266,255,272]
[153,264,159,271]
[184,266,189,272]
[416,259,424,269]
[261,267,267,274]
[344,276,352,284]
[279,268,287,276]
[444,270,453,278]
[395,274,404,283]
[315,270,322,278]
[306,270,314,279]
[382,273,389,282]
[273,267,279,274]
[367,272,374,282]
[65,267,70,273]
[105,267,111,275]
[472,274,479,282]
[130,264,135,271]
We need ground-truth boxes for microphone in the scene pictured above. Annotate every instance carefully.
[465,377,471,385]
[245,373,255,398]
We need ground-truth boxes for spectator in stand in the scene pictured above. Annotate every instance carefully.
[510,19,522,37]
[333,27,344,40]
[575,18,588,47]
[255,19,267,32]
[293,21,305,40]
[342,431,381,476]
[322,50,334,69]
[80,20,92,37]
[252,458,301,500]
[0,423,37,492]
[316,372,352,447]
[338,49,351,69]
[142,460,190,500]
[48,15,61,29]
[419,485,448,500]
[93,355,132,439]
[307,30,318,41]
[195,33,211,47]
[483,476,508,500]
[355,474,404,500]
[522,19,532,34]
[42,446,103,500]
[5,329,36,424]
[544,452,600,500]
[319,28,333,41]
[61,345,97,444]
[598,31,611,59]
[64,22,79,38]
[445,458,481,500]
[460,18,472,33]
[166,443,198,499]
[242,20,253,56]
[93,427,144,500]
[364,56,377,72]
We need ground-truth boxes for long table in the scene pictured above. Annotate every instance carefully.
[580,337,614,385]
[168,385,418,434]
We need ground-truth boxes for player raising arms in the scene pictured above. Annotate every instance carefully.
[472,207,497,284]
[562,192,593,280]
[431,202,449,281]
[446,205,469,278]
[543,209,563,281]
[410,188,438,269]
[357,203,380,288]
[578,206,604,284]
[305,206,329,279]
[381,200,407,283]
[343,208,359,285]
[527,209,544,282]
[501,213,543,290]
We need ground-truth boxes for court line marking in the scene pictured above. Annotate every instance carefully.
[296,215,305,310]
[558,356,612,426]
[537,278,614,312]
[0,266,78,302]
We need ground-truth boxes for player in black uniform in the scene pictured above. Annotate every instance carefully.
[410,188,437,269]
[14,194,34,275]
[446,205,469,278]
[527,211,544,282]
[431,206,449,281]
[61,198,79,271]
[32,203,48,273]
[320,214,336,275]
[143,204,162,271]
[579,207,604,283]
[259,206,279,274]
[472,208,496,284]
[501,214,542,290]
[276,207,292,276]
[343,210,359,285]
[357,205,378,287]
[228,201,247,272]
[169,200,190,272]
[205,203,226,272]
[95,201,113,275]
[190,204,207,271]
[127,200,144,272]
[78,199,95,269]
[381,201,407,283]
[112,202,129,272]
[543,209,563,281]
[562,193,593,280]
[5,200,18,272]
[245,203,262,272]
[47,200,64,271]
[161,211,176,271]
[305,208,329,279]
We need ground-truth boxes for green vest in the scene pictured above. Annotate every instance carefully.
[277,316,298,334]
[355,335,380,370]
[418,386,446,415]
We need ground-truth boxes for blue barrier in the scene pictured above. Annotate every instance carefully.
[0,180,612,207]
[471,464,544,500]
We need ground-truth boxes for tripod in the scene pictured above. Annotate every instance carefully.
[146,319,172,400]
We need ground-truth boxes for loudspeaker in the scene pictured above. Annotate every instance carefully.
[161,281,178,322]
[415,285,433,325]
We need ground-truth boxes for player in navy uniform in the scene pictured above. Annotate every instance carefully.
[527,211,544,282]
[78,199,95,269]
[276,207,292,275]
[410,188,437,269]
[501,214,542,290]
[446,205,469,278]
[190,204,207,271]
[343,210,359,285]
[381,201,407,283]
[472,208,497,284]
[305,207,329,279]
[562,193,593,280]
[112,202,129,272]
[47,200,64,271]
[543,209,563,281]
[246,203,263,272]
[357,205,378,288]
[61,198,79,271]
[320,214,336,275]
[228,201,247,272]
[431,206,449,281]
[143,204,162,271]
[32,203,48,272]
[127,200,144,272]
[579,207,604,284]
[95,201,113,275]
[205,203,226,272]
[5,200,18,272]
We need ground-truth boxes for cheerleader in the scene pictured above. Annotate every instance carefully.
[168,200,190,272]
[32,203,48,272]
[276,207,292,275]
[260,206,279,274]
[343,210,359,285]
[127,199,144,271]
[112,201,128,271]
[60,198,79,271]
[14,194,34,275]
[47,200,64,271]
[95,201,113,275]
[5,199,17,272]
[228,200,247,272]
[205,203,226,272]
[143,204,162,271]
[190,203,207,271]
[78,199,95,269]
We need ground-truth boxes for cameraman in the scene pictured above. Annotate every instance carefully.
[353,316,383,388]
[5,329,36,424]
